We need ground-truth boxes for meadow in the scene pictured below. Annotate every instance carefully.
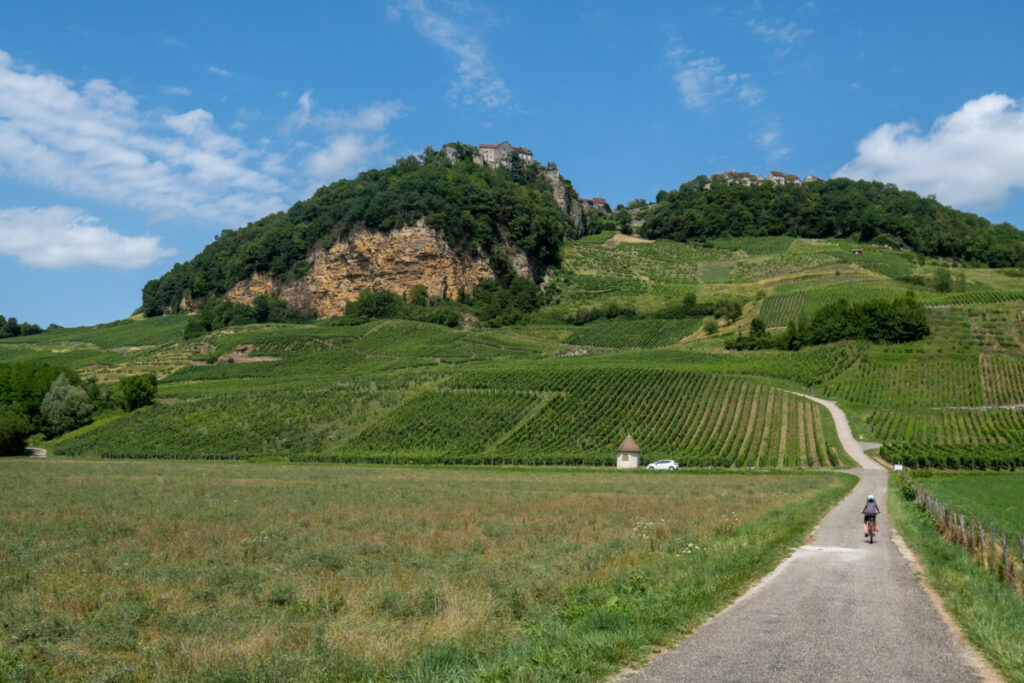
[910,472,1024,535]
[0,460,853,681]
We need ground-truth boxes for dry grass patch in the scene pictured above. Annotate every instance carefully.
[0,459,852,680]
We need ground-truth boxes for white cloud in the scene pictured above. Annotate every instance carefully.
[305,133,390,184]
[282,92,404,184]
[0,49,286,227]
[670,53,762,109]
[835,93,1024,208]
[159,85,191,96]
[755,116,789,162]
[747,20,812,55]
[389,0,510,109]
[0,206,174,269]
[284,91,406,134]
[208,66,232,77]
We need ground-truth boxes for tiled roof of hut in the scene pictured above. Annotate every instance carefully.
[617,435,640,453]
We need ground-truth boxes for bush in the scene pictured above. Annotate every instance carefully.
[702,317,719,335]
[116,375,158,412]
[0,411,32,455]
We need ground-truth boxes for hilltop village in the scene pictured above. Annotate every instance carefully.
[444,140,611,213]
[704,169,823,188]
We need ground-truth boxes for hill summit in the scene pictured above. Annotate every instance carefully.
[142,142,599,318]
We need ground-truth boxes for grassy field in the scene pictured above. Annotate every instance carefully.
[0,460,854,681]
[910,472,1024,535]
[889,475,1024,683]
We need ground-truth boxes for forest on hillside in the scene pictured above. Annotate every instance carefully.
[142,145,585,316]
[642,176,1024,267]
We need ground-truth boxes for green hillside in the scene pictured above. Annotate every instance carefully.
[141,144,590,316]
[5,229,1024,470]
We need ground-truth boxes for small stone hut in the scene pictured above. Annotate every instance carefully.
[616,435,640,469]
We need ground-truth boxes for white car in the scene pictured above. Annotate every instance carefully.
[646,459,679,471]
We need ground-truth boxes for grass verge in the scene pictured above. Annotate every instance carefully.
[888,474,1024,683]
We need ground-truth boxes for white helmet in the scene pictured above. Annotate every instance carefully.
[867,495,876,501]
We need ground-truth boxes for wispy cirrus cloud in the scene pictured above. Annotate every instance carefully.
[0,206,173,268]
[668,48,762,109]
[836,93,1024,209]
[207,65,232,77]
[747,19,812,56]
[388,0,511,109]
[755,115,790,162]
[159,85,191,96]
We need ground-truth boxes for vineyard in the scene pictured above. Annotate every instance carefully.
[565,318,700,348]
[14,234,1024,471]
[867,407,1024,444]
[335,368,848,467]
[881,443,1024,470]
[757,280,909,327]
[823,356,986,408]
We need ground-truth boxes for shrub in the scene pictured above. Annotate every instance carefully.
[116,375,158,412]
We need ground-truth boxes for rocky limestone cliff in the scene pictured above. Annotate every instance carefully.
[220,222,530,318]
[544,168,585,236]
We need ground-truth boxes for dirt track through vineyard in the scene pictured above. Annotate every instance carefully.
[625,396,999,682]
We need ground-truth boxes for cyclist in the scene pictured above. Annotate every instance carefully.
[862,494,880,538]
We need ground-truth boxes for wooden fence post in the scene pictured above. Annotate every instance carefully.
[1002,531,1009,581]
[981,526,988,570]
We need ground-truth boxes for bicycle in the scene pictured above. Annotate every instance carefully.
[865,515,877,544]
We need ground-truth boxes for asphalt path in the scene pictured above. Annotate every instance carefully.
[625,398,994,682]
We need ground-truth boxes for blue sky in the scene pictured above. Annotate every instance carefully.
[3,1,1024,326]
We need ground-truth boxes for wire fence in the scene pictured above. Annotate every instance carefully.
[911,482,1024,594]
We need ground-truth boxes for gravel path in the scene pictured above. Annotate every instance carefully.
[624,397,996,682]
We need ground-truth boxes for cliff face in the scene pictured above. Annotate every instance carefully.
[544,168,585,236]
[220,221,530,318]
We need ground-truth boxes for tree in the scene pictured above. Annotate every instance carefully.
[0,411,32,455]
[116,374,158,412]
[932,266,952,293]
[40,373,95,438]
[702,316,719,335]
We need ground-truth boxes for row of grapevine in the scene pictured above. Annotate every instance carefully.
[881,443,1024,470]
[566,319,700,348]
[825,358,985,408]
[867,408,1024,444]
[729,251,840,282]
[919,290,1024,305]
[758,292,805,327]
[423,368,842,467]
[53,388,408,458]
[758,281,910,327]
[980,354,1024,405]
[346,389,542,456]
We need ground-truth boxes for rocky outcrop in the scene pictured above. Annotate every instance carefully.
[544,168,585,236]
[222,221,530,318]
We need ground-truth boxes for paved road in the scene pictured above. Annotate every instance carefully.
[626,399,993,682]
